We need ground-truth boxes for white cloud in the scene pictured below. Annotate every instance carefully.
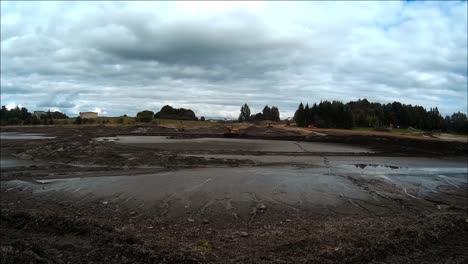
[0,1,466,117]
[5,102,21,110]
[91,107,107,115]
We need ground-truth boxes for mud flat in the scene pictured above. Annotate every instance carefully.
[1,126,467,263]
[0,132,55,140]
[181,154,467,167]
[0,157,45,168]
[2,163,467,263]
[96,136,373,153]
[4,161,466,217]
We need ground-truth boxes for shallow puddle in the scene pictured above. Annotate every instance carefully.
[0,158,44,168]
[3,163,466,220]
[181,154,466,168]
[0,132,55,140]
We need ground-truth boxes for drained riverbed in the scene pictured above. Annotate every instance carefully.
[0,132,55,140]
[1,127,467,263]
[95,136,373,153]
[3,160,466,221]
[2,133,466,221]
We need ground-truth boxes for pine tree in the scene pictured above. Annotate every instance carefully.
[294,103,305,127]
[238,104,251,122]
[271,106,280,121]
[262,105,272,120]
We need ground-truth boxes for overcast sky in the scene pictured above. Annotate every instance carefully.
[1,1,467,118]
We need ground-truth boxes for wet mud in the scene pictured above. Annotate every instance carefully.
[96,136,372,153]
[1,126,467,263]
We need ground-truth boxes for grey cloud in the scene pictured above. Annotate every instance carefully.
[37,101,75,109]
[0,1,466,118]
[0,86,32,94]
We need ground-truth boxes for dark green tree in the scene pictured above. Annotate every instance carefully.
[304,104,311,126]
[262,105,272,121]
[271,106,280,121]
[136,110,154,123]
[251,112,263,120]
[154,105,198,120]
[74,116,82,124]
[294,103,305,127]
[450,112,468,134]
[238,104,251,122]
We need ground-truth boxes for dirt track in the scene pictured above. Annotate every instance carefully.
[1,125,467,263]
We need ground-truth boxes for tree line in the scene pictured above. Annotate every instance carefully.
[238,104,280,122]
[1,106,68,125]
[293,99,468,134]
[2,101,467,134]
[135,105,202,123]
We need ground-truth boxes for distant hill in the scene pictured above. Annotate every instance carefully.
[154,105,198,120]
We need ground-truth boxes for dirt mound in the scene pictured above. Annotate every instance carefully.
[307,134,468,156]
[241,125,303,138]
[1,191,467,264]
[1,209,199,264]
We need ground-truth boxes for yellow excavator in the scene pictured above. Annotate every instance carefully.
[224,126,240,137]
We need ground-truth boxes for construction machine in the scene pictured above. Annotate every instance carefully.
[224,126,240,137]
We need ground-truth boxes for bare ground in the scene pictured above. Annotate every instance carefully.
[1,125,467,263]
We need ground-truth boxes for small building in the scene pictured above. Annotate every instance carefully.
[33,111,47,118]
[79,112,98,119]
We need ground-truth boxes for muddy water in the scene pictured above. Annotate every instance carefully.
[181,154,467,168]
[0,132,55,140]
[0,133,53,169]
[3,163,466,220]
[0,158,44,168]
[95,136,372,153]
